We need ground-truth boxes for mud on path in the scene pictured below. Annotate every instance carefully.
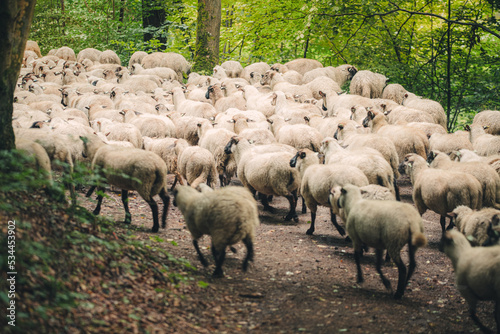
[79,176,495,333]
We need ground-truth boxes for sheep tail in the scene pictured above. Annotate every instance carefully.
[410,225,428,248]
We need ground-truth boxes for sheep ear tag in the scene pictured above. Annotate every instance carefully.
[408,162,412,168]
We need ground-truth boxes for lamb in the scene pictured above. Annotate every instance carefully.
[472,110,500,135]
[399,153,483,236]
[173,185,259,277]
[402,93,447,129]
[289,149,369,236]
[349,70,388,99]
[466,123,500,156]
[363,109,430,162]
[81,134,170,233]
[224,136,300,221]
[175,139,218,189]
[441,229,500,333]
[337,184,427,299]
[381,83,407,104]
[449,206,500,246]
[427,150,500,209]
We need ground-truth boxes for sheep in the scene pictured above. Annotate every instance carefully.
[402,93,447,129]
[406,121,447,138]
[337,184,427,299]
[171,87,217,120]
[241,62,271,83]
[321,137,396,196]
[15,138,52,182]
[381,83,407,104]
[99,50,121,65]
[127,113,176,138]
[281,70,303,85]
[231,114,276,145]
[305,76,342,100]
[349,70,388,99]
[224,136,300,221]
[283,58,323,76]
[128,51,148,69]
[428,131,473,155]
[427,150,500,209]
[175,139,218,189]
[81,134,170,232]
[271,90,321,120]
[173,185,259,277]
[131,63,178,82]
[384,106,436,125]
[483,215,500,246]
[466,124,500,156]
[220,60,244,78]
[399,153,483,236]
[260,70,313,99]
[267,114,322,152]
[92,118,143,148]
[449,206,500,246]
[53,46,76,61]
[77,48,102,63]
[205,84,246,113]
[363,109,430,162]
[441,229,500,333]
[238,85,275,117]
[25,40,42,58]
[174,116,213,145]
[334,121,401,181]
[302,64,358,87]
[289,149,369,236]
[304,114,347,138]
[142,136,183,189]
[451,149,500,176]
[473,110,500,135]
[141,52,191,79]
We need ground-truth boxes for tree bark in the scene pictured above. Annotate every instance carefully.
[0,0,37,151]
[193,0,221,73]
[142,0,166,47]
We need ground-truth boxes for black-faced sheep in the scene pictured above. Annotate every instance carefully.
[173,185,259,277]
[338,184,427,299]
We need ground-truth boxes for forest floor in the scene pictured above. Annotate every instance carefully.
[73,175,496,334]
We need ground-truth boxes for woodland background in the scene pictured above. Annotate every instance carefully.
[30,0,500,130]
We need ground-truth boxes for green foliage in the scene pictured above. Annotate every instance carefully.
[29,0,500,129]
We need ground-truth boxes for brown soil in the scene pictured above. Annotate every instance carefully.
[79,175,496,334]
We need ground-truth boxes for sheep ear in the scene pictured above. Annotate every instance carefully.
[368,110,375,119]
[197,123,202,128]
[338,123,344,130]
[484,125,490,130]
[408,162,412,168]
[319,91,326,98]
[464,125,470,131]
[383,110,392,116]
[351,106,356,112]
[340,187,347,195]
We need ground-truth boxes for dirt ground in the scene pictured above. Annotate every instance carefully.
[79,175,496,334]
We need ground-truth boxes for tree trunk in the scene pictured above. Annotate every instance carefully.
[142,0,166,47]
[0,0,37,151]
[193,0,221,73]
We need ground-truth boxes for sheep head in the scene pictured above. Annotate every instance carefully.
[483,215,500,246]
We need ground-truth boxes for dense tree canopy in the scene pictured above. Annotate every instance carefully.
[28,0,500,130]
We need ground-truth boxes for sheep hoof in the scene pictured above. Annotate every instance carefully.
[264,206,277,214]
[306,229,314,235]
[302,207,307,214]
[212,271,224,278]
[345,236,352,243]
[393,292,403,300]
[293,216,299,223]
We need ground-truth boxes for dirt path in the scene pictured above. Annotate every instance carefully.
[79,176,495,333]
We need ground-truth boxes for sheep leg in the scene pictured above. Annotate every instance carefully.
[354,249,364,283]
[406,235,418,284]
[86,185,97,197]
[91,186,105,215]
[375,249,393,292]
[394,178,400,201]
[469,303,493,334]
[301,196,307,214]
[193,239,208,267]
[284,192,298,222]
[306,211,317,235]
[440,216,447,236]
[121,190,132,224]
[212,244,226,278]
[329,209,346,237]
[159,188,170,228]
[392,254,407,300]
[145,196,160,233]
[259,193,277,213]
[242,235,254,272]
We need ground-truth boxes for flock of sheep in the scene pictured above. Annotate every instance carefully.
[15,40,500,332]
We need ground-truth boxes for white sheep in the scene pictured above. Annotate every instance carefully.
[268,114,323,152]
[466,123,500,156]
[289,149,369,236]
[381,83,407,104]
[349,70,388,99]
[80,134,170,233]
[220,60,244,78]
[338,184,427,299]
[173,185,259,277]
[283,58,323,76]
[175,139,218,189]
[429,131,473,155]
[472,110,500,135]
[399,153,483,236]
[450,206,500,246]
[402,93,447,129]
[142,136,183,189]
[141,52,191,80]
[441,229,500,333]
